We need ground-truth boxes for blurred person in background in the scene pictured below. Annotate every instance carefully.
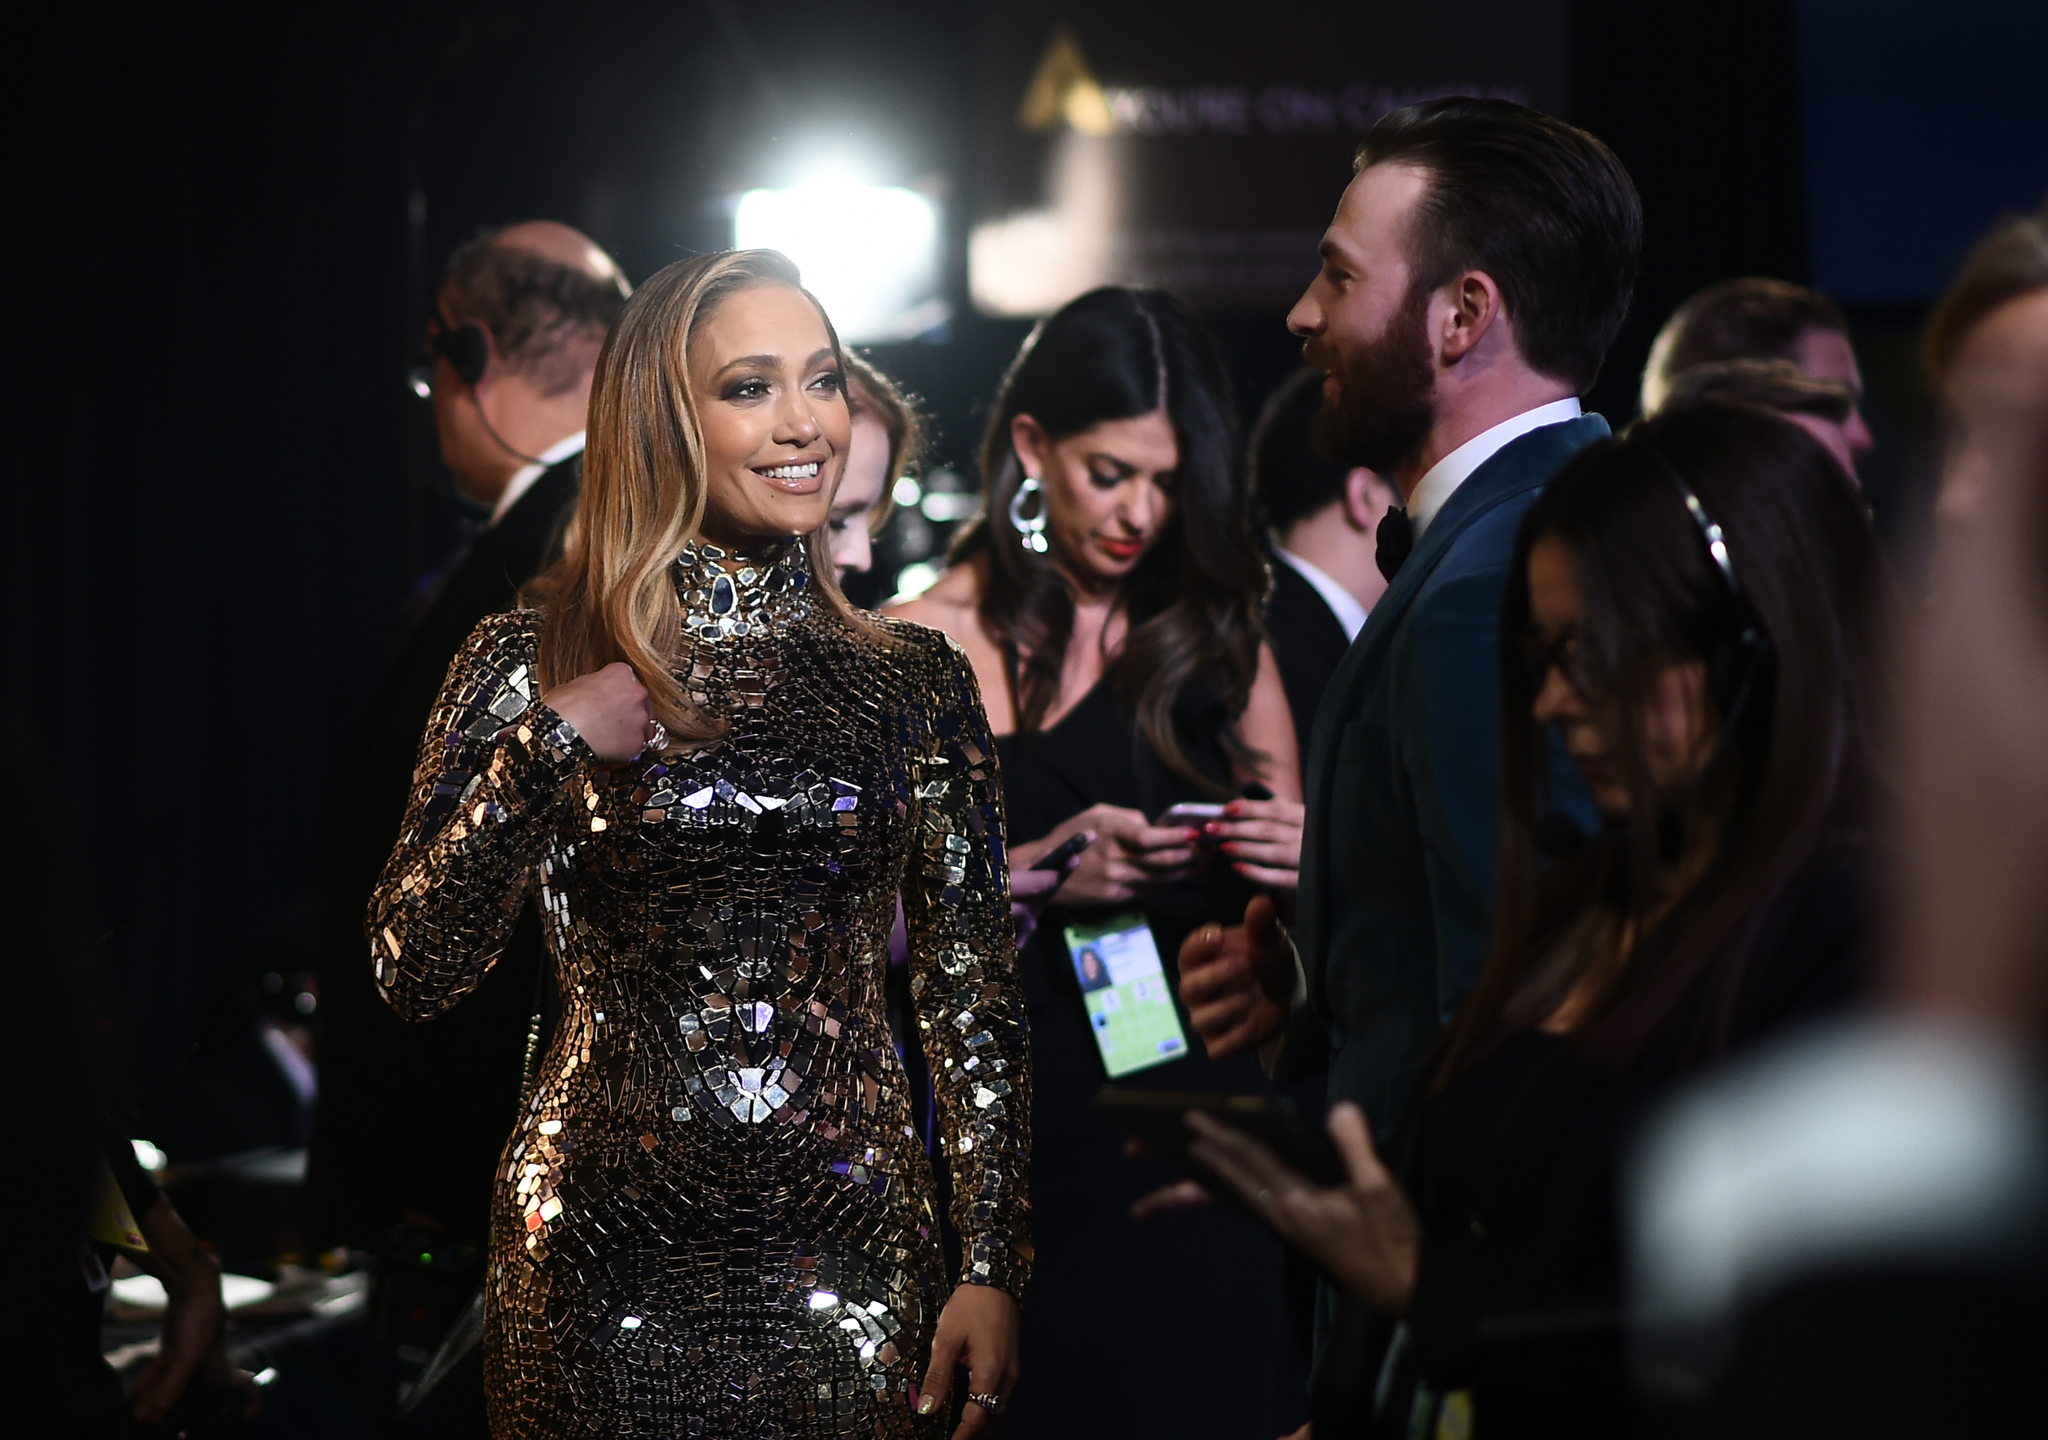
[10,761,261,1438]
[1251,365,1402,762]
[887,285,1310,1438]
[73,1126,264,1437]
[304,221,628,1425]
[1179,405,1891,1436]
[828,352,924,578]
[1640,277,1875,473]
[1629,206,2048,1440]
[1654,357,1862,479]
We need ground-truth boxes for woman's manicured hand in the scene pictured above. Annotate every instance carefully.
[543,661,654,763]
[918,1283,1022,1436]
[1207,797,1306,890]
[1011,805,1198,907]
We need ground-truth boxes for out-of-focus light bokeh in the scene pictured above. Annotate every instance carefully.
[735,177,947,343]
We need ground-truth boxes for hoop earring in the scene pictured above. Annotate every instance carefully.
[1008,476,1050,553]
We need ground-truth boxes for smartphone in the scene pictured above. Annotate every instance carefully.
[1030,830,1094,872]
[1062,914,1190,1077]
[1092,1087,1346,1208]
[1157,801,1227,828]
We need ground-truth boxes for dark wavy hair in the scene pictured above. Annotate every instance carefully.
[1433,404,1890,1084]
[948,287,1267,790]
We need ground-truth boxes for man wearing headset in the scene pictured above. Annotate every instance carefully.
[422,221,628,522]
[305,223,627,1424]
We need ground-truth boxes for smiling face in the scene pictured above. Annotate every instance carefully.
[687,282,851,547]
[1012,408,1180,591]
[1525,534,1720,820]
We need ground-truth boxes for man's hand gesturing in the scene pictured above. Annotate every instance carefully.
[1177,893,1295,1059]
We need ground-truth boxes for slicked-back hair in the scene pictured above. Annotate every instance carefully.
[1356,97,1642,395]
[1642,278,1851,414]
[442,232,633,396]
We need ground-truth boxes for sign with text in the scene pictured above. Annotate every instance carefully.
[970,2,1569,315]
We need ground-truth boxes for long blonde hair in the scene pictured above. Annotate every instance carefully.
[528,249,874,741]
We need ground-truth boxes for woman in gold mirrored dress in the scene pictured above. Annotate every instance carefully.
[367,250,1031,1439]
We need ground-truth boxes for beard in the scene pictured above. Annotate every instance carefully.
[1309,288,1436,473]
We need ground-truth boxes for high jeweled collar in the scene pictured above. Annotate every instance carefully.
[673,537,813,642]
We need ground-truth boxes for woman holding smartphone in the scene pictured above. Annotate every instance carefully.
[887,286,1308,1437]
[369,250,1029,1438]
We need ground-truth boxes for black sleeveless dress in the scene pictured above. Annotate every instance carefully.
[995,678,1310,1438]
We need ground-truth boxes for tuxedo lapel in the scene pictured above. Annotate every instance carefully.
[1296,416,1610,978]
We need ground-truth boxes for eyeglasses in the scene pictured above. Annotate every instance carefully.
[1518,628,1590,694]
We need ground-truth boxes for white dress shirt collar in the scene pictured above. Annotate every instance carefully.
[1407,397,1582,537]
[1274,547,1370,642]
[491,429,587,526]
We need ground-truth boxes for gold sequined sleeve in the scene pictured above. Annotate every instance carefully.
[367,611,589,1022]
[898,625,1034,1300]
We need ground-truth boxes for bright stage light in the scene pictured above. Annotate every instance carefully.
[735,178,947,344]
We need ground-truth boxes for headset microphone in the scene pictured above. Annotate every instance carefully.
[1637,438,1778,726]
[428,316,546,466]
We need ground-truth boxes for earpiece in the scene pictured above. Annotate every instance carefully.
[432,321,490,388]
[426,313,544,466]
[1638,438,1777,726]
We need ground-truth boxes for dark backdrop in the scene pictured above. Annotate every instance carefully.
[12,0,2032,1135]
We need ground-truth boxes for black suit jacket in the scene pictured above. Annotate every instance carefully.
[303,455,580,1251]
[1265,555,1355,768]
[1290,418,1608,1134]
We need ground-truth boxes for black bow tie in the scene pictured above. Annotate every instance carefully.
[1376,506,1414,582]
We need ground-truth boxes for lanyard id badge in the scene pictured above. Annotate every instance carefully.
[1063,913,1190,1077]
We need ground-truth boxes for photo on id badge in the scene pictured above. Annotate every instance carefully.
[1063,914,1189,1078]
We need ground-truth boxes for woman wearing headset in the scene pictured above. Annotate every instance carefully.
[1175,405,1890,1436]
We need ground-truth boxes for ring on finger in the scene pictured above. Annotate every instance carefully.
[968,1392,1004,1413]
[644,718,669,754]
[1256,1188,1274,1208]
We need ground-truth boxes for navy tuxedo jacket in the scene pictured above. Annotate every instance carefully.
[1291,416,1607,1135]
